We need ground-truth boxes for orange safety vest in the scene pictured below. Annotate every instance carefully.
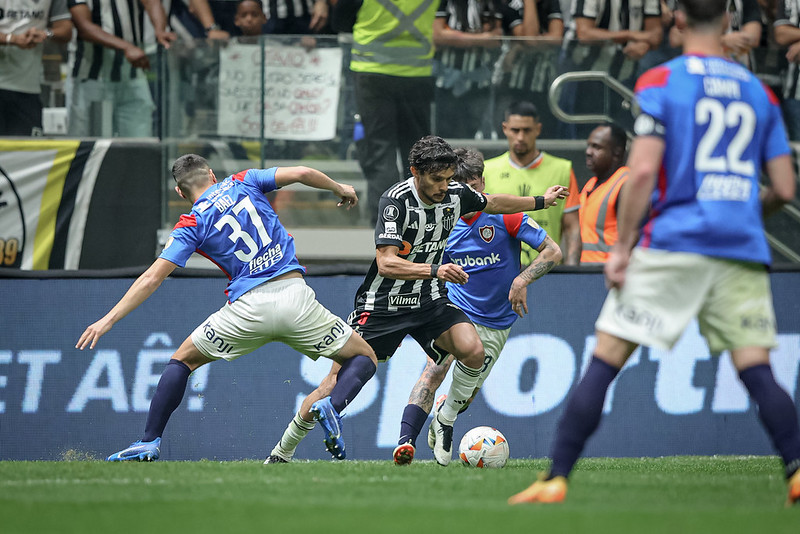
[579,166,630,264]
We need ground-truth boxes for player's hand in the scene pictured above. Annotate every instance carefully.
[335,183,358,209]
[543,185,568,207]
[508,278,528,317]
[603,246,631,290]
[435,263,469,285]
[76,318,113,350]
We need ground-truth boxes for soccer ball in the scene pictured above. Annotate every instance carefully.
[458,426,509,468]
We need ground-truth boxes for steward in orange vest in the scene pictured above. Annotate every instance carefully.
[579,124,630,264]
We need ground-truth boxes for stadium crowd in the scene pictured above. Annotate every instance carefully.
[1,0,800,141]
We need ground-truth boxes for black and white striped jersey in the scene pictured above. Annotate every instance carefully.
[354,177,488,313]
[67,0,147,81]
[777,0,800,101]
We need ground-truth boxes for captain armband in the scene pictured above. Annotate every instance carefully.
[633,113,666,138]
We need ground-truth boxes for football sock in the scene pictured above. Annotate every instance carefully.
[549,356,619,479]
[739,364,800,478]
[272,411,316,459]
[398,404,429,446]
[329,355,376,412]
[143,359,191,442]
[439,361,481,425]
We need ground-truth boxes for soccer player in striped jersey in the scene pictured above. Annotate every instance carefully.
[391,147,562,466]
[509,0,800,505]
[266,135,567,466]
[77,155,377,461]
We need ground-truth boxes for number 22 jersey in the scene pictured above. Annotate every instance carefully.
[633,54,791,265]
[159,168,304,302]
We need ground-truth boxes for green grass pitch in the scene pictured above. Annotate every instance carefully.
[1,456,797,534]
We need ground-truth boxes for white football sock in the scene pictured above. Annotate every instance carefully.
[438,361,481,425]
[271,411,316,460]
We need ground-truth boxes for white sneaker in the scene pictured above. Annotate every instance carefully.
[430,414,453,466]
[428,394,447,450]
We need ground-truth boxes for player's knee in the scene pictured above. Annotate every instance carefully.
[456,343,485,369]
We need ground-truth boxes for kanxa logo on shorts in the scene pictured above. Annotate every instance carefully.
[314,321,347,351]
[202,322,234,354]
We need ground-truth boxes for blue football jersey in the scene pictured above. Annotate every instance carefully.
[633,54,791,265]
[445,212,547,329]
[160,168,304,302]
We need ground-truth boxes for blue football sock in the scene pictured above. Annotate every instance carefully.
[739,364,800,477]
[549,356,619,479]
[398,404,429,447]
[143,359,191,442]
[329,355,376,412]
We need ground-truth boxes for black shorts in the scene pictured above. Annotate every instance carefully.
[348,298,471,364]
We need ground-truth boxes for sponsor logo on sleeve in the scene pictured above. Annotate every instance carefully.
[383,205,399,221]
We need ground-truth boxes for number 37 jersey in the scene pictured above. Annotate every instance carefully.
[160,168,303,302]
[633,54,791,265]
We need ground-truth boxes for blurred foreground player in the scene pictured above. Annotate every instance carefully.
[509,0,800,506]
[77,155,377,461]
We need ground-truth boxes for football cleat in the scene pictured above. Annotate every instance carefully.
[427,394,447,450]
[106,437,161,462]
[788,469,800,507]
[393,442,415,466]
[430,414,453,466]
[310,396,346,460]
[263,454,289,464]
[508,473,568,504]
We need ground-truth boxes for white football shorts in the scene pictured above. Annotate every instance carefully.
[190,277,353,361]
[595,247,777,353]
[474,323,511,388]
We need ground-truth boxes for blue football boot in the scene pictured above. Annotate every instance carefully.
[310,397,346,460]
[106,437,161,461]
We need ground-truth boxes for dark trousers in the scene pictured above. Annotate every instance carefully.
[0,89,42,136]
[354,72,434,224]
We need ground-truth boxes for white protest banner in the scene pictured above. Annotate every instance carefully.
[217,42,342,140]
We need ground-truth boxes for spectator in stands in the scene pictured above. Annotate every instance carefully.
[0,0,72,136]
[66,0,177,137]
[432,0,505,140]
[557,0,662,139]
[637,0,680,76]
[671,0,762,69]
[158,0,230,41]
[775,0,800,141]
[332,0,437,224]
[263,0,330,34]
[578,123,629,264]
[234,0,268,38]
[494,0,565,137]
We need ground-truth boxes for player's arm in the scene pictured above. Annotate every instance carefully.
[605,135,663,289]
[761,155,797,217]
[274,166,357,209]
[560,209,581,265]
[509,235,562,317]
[375,245,468,284]
[483,185,568,214]
[76,258,178,350]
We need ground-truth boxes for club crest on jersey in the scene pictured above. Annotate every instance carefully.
[383,205,399,221]
[442,207,455,231]
[479,225,495,243]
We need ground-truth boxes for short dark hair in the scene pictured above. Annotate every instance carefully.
[453,148,484,183]
[172,154,212,197]
[408,135,458,175]
[504,101,539,121]
[602,122,629,154]
[678,0,726,29]
[238,0,263,8]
